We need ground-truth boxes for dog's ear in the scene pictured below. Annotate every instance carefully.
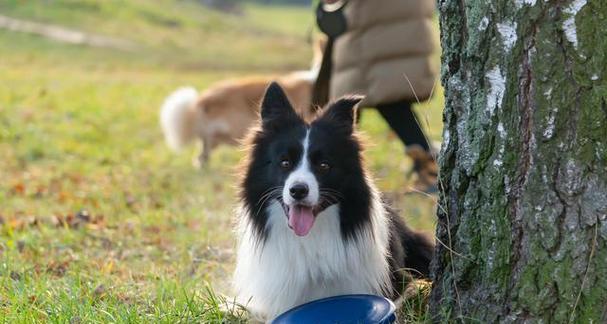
[318,95,364,133]
[260,82,298,128]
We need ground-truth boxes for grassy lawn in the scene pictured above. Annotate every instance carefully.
[0,1,443,322]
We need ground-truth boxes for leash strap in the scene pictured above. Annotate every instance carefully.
[312,0,348,110]
[311,37,334,109]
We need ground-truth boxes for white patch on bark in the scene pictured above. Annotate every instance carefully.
[515,0,537,8]
[497,122,507,138]
[529,44,537,59]
[486,66,506,116]
[493,148,504,167]
[504,175,511,194]
[541,165,549,184]
[440,128,450,160]
[494,122,506,168]
[456,116,479,174]
[530,132,537,160]
[562,0,587,49]
[448,74,478,174]
[486,219,498,271]
[478,17,489,31]
[563,158,584,196]
[543,115,556,139]
[544,87,553,100]
[497,21,517,52]
[543,107,558,140]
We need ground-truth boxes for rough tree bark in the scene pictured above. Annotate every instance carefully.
[430,0,607,322]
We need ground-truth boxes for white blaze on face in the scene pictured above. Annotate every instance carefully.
[282,129,320,236]
[282,129,319,206]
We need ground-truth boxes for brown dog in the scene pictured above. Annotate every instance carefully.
[160,71,315,167]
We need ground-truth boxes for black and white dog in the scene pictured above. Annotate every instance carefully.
[233,82,434,321]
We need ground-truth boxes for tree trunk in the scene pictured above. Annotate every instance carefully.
[430,0,607,322]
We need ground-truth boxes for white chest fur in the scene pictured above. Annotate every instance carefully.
[233,197,391,321]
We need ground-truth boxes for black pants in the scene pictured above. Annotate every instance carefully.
[358,100,430,152]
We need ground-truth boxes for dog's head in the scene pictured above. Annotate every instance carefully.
[242,82,371,239]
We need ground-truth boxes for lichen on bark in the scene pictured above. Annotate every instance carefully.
[431,0,607,322]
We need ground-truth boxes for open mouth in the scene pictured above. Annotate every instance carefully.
[280,202,319,237]
[280,200,334,237]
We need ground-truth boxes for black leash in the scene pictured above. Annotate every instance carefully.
[311,0,348,110]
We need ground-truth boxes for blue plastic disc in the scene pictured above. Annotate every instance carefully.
[271,294,396,324]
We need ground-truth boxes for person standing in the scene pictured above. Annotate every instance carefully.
[313,0,439,193]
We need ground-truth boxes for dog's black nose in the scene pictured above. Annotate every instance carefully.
[289,183,309,200]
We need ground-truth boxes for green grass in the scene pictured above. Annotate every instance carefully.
[0,0,311,70]
[0,1,443,322]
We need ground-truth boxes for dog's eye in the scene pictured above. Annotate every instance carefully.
[318,162,330,171]
[280,159,291,169]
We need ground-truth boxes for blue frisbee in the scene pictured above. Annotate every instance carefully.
[271,294,396,324]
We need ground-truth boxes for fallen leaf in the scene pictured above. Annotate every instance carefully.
[144,225,161,234]
[102,260,114,274]
[76,210,91,223]
[124,192,136,209]
[46,259,70,277]
[9,271,21,281]
[11,183,25,195]
[16,240,25,253]
[93,284,107,298]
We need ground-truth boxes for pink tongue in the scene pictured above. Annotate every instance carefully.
[288,205,315,236]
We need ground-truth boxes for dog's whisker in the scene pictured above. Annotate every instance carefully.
[319,188,344,198]
[253,188,283,219]
[257,186,284,200]
[255,192,280,212]
[319,192,338,200]
[319,190,343,200]
[257,191,279,205]
[256,187,283,205]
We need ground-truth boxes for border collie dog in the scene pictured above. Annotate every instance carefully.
[233,82,434,321]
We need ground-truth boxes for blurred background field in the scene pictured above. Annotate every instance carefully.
[0,0,443,322]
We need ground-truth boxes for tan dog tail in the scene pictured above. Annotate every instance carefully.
[160,87,198,151]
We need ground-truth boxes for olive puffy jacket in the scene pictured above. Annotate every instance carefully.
[330,0,438,106]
